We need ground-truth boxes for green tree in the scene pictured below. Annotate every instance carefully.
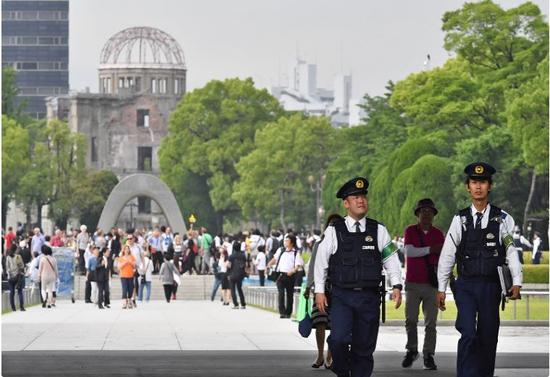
[2,67,23,118]
[1,116,30,226]
[506,57,549,229]
[46,120,87,229]
[72,170,119,230]
[234,114,336,230]
[159,78,284,231]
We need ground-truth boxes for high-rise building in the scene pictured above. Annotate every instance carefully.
[2,0,69,119]
[272,57,352,128]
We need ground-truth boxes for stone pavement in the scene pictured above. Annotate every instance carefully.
[1,299,548,376]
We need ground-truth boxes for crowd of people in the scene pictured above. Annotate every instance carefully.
[1,223,322,314]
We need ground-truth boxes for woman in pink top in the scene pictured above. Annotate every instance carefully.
[38,246,58,308]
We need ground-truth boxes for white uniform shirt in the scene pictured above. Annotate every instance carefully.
[437,203,523,291]
[313,215,403,293]
[532,237,542,258]
[273,248,304,273]
[254,252,267,270]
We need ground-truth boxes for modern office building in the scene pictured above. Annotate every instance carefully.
[2,0,69,119]
[271,58,357,127]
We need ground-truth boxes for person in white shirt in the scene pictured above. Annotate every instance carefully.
[314,177,402,377]
[437,162,522,377]
[268,233,304,318]
[532,232,543,264]
[138,253,154,302]
[253,245,267,286]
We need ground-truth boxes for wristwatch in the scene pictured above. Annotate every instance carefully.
[392,284,403,291]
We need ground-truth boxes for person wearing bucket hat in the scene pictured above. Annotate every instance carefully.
[314,177,403,377]
[401,198,445,370]
[437,162,522,377]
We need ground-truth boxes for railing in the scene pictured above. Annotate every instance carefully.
[2,287,41,312]
[244,286,549,322]
[244,286,302,317]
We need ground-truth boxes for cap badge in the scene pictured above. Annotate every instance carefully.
[475,165,484,174]
[486,233,495,240]
[365,236,373,242]
[356,180,364,188]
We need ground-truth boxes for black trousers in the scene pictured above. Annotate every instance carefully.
[163,284,174,302]
[85,274,92,302]
[258,270,265,286]
[8,279,24,310]
[97,280,110,306]
[78,249,86,274]
[277,274,295,316]
[230,276,245,307]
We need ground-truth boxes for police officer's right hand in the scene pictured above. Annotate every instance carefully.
[437,291,446,311]
[315,293,328,314]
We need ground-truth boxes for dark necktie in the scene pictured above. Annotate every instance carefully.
[475,212,483,229]
[355,221,361,233]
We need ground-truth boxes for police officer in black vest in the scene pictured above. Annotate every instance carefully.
[437,162,522,377]
[314,177,403,377]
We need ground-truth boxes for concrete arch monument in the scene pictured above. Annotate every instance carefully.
[97,174,186,233]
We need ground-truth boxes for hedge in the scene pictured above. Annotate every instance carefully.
[523,264,549,284]
[522,251,549,265]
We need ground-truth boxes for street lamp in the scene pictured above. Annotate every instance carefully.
[125,202,139,230]
[308,174,325,230]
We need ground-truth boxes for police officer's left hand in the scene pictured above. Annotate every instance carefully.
[509,285,521,300]
[392,288,402,309]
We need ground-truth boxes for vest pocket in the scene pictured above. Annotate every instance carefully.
[480,249,499,277]
[340,257,359,283]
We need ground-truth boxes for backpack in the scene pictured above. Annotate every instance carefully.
[269,237,280,259]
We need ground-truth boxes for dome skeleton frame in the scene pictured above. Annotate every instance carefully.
[100,26,186,69]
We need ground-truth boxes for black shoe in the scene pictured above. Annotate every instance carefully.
[105,305,110,308]
[311,359,324,368]
[423,355,437,370]
[85,300,92,303]
[47,305,52,308]
[402,350,419,368]
[98,305,104,309]
[42,302,47,308]
[240,306,246,309]
[280,314,286,318]
[11,307,16,312]
[20,308,26,311]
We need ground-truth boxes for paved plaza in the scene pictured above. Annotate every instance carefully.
[2,300,548,376]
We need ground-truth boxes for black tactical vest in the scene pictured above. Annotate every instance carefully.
[328,217,382,289]
[456,205,506,282]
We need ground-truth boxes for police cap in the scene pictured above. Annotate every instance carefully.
[464,162,496,180]
[336,177,369,199]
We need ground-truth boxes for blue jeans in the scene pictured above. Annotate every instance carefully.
[138,281,151,301]
[211,275,222,301]
[120,277,134,299]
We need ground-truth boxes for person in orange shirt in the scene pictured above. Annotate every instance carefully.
[116,244,136,309]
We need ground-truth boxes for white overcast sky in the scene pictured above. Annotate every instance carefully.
[69,0,548,98]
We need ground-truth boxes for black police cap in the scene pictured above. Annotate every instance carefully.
[464,162,496,180]
[336,177,369,199]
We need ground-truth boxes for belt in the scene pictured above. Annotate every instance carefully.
[350,287,378,292]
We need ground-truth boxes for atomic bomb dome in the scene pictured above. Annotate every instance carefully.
[97,26,186,96]
[99,26,186,69]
